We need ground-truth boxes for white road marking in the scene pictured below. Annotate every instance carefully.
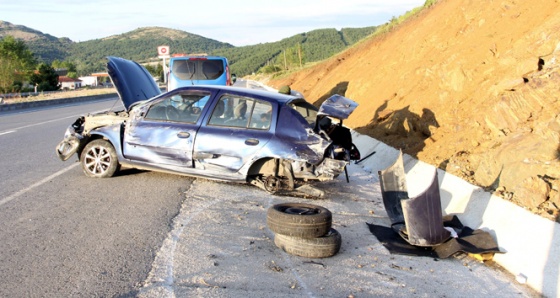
[0,163,80,208]
[8,115,78,131]
[0,130,15,136]
[0,108,111,136]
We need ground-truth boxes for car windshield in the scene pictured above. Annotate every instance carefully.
[145,91,211,123]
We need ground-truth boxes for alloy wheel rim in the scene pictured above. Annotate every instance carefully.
[84,145,111,175]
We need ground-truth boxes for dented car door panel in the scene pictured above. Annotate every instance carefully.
[194,126,271,172]
[123,120,197,167]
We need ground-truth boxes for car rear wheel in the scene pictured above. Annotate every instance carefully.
[274,228,342,258]
[267,203,332,238]
[81,139,119,178]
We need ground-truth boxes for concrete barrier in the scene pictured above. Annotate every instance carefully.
[0,93,118,112]
[351,131,560,297]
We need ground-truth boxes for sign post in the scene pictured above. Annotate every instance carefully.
[157,45,171,84]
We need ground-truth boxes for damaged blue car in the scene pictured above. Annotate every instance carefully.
[56,57,359,197]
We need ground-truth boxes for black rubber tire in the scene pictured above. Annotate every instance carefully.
[274,228,342,258]
[267,203,332,238]
[80,139,119,178]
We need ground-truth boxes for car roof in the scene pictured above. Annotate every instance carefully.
[165,85,298,105]
[170,56,227,61]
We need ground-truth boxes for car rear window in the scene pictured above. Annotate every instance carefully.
[172,60,196,80]
[289,101,318,126]
[171,59,224,81]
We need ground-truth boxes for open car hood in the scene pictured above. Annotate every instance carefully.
[107,56,162,110]
[318,94,358,120]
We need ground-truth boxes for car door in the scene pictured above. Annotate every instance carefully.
[193,92,274,173]
[122,90,213,168]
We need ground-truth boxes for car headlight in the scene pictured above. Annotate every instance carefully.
[63,125,78,139]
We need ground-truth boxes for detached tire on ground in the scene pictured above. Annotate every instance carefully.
[267,203,332,238]
[274,228,342,258]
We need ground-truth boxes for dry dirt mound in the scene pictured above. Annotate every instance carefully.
[270,0,560,222]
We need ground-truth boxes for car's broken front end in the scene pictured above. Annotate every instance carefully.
[55,110,129,161]
[56,56,162,164]
[56,117,85,161]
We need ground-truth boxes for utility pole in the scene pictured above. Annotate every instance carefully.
[298,44,302,68]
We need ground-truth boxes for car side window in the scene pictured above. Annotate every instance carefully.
[145,91,211,123]
[249,101,272,130]
[208,95,271,130]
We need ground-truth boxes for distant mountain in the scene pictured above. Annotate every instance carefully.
[68,27,234,76]
[0,20,73,62]
[0,21,377,76]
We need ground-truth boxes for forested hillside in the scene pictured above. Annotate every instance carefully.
[215,27,376,76]
[0,21,376,77]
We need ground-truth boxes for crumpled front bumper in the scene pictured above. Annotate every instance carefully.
[55,125,83,161]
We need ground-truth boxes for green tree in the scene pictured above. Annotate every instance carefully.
[51,59,62,68]
[156,63,164,82]
[66,71,78,79]
[60,60,77,73]
[0,35,37,92]
[30,63,60,91]
[144,64,156,76]
[144,63,165,82]
[51,59,77,78]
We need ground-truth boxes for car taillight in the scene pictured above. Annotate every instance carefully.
[226,65,231,86]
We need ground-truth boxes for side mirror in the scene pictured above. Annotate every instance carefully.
[231,74,237,84]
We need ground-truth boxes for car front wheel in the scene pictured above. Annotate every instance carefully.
[81,139,119,178]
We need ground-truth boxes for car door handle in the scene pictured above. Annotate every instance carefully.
[177,132,190,138]
[193,152,220,159]
[245,138,259,146]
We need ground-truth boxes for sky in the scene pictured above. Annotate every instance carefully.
[1,0,425,47]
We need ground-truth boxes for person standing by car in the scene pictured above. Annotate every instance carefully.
[278,85,304,97]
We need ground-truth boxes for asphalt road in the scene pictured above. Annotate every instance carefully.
[0,98,192,297]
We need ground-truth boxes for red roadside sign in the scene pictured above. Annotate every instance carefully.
[158,46,170,58]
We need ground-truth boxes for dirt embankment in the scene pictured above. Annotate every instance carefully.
[270,0,560,222]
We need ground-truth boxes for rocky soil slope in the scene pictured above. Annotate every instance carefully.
[270,0,560,222]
